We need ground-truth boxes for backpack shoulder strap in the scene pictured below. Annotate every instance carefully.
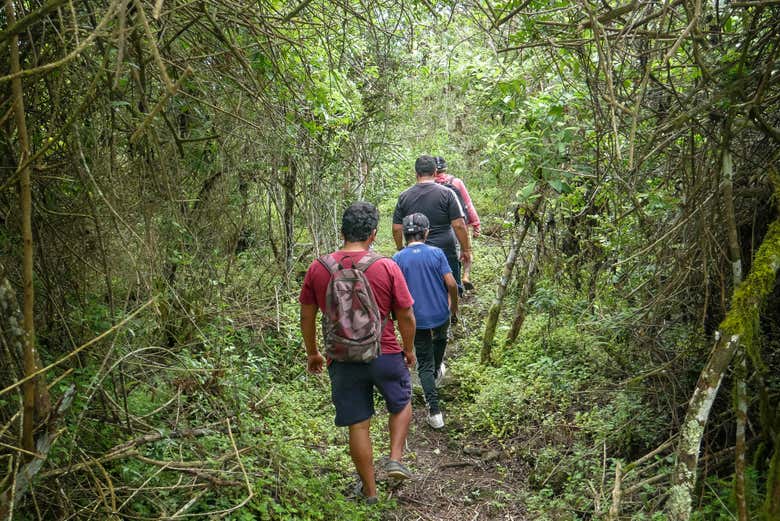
[355,252,385,272]
[356,253,388,321]
[317,254,339,274]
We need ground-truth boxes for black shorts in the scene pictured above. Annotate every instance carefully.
[327,353,411,427]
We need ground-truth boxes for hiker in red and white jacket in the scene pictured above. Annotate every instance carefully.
[434,156,480,290]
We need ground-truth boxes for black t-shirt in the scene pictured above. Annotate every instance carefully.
[393,182,463,257]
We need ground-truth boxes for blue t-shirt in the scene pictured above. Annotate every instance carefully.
[393,243,452,329]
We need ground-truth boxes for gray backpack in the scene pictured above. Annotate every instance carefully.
[317,252,386,362]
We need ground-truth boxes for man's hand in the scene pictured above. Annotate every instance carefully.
[392,223,405,251]
[403,350,416,369]
[444,272,458,320]
[472,225,481,237]
[307,352,325,374]
[301,303,322,374]
[460,249,472,264]
[450,313,458,326]
[394,306,416,367]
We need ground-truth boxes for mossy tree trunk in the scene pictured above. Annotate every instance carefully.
[668,212,780,520]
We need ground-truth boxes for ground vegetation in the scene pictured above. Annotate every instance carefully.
[1,1,779,519]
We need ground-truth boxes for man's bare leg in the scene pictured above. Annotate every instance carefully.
[348,419,376,497]
[462,258,473,290]
[388,402,412,462]
[462,229,474,290]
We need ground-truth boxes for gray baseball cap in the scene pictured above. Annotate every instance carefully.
[402,213,430,234]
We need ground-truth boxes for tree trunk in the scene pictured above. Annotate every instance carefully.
[668,212,780,520]
[506,235,542,345]
[481,196,543,363]
[764,432,780,520]
[283,157,297,279]
[0,278,25,413]
[606,461,622,521]
[721,146,748,521]
[5,0,50,456]
[735,356,748,521]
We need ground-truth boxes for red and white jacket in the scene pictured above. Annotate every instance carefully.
[434,173,481,234]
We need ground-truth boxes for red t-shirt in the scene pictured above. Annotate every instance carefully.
[299,250,414,355]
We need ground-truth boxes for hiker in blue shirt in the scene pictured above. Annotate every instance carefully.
[393,213,458,429]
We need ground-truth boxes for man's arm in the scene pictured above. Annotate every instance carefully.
[451,217,472,264]
[394,306,416,368]
[392,223,404,251]
[300,303,324,373]
[443,273,458,319]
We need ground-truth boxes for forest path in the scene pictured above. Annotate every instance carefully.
[383,299,529,520]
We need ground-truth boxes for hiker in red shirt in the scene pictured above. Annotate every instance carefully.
[434,156,480,290]
[299,201,417,504]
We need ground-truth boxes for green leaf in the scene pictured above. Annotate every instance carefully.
[517,181,537,202]
[548,179,572,193]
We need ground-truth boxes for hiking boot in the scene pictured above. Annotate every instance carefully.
[352,478,378,505]
[427,411,444,429]
[435,362,447,387]
[384,460,413,481]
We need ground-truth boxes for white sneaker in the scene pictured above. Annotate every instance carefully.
[427,412,444,429]
[435,362,447,387]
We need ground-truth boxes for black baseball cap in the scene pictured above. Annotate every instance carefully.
[435,156,447,171]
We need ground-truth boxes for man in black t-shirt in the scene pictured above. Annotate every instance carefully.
[392,155,472,291]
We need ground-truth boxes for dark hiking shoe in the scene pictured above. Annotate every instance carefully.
[352,478,378,505]
[384,460,413,481]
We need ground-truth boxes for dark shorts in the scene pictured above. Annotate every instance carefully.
[327,353,411,427]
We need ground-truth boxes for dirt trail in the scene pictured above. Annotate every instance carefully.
[383,330,529,520]
[385,409,528,520]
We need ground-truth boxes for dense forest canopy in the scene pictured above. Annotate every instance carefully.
[1,0,779,519]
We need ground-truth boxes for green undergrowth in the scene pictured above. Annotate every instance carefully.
[691,467,763,521]
[38,294,394,520]
[37,223,727,520]
[49,277,709,520]
[442,274,699,518]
